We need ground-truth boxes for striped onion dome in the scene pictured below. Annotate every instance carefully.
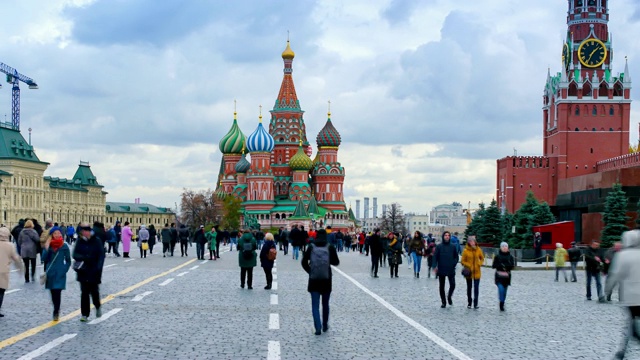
[219,118,246,154]
[316,117,341,147]
[289,145,313,171]
[246,121,275,153]
[215,185,227,199]
[235,153,251,173]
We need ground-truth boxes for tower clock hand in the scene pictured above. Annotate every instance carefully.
[587,48,599,62]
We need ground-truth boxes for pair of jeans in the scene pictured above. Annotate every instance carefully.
[263,267,273,287]
[337,240,343,252]
[555,266,567,281]
[293,246,300,260]
[466,278,480,307]
[80,282,101,317]
[23,257,36,282]
[570,262,578,281]
[310,291,330,332]
[196,243,204,259]
[497,283,508,302]
[230,238,237,251]
[411,252,422,273]
[240,267,253,287]
[50,289,62,315]
[586,270,603,299]
[371,254,380,276]
[389,264,398,277]
[180,241,189,256]
[438,274,456,305]
[282,241,289,255]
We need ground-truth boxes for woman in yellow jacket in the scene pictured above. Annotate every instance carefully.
[461,236,485,309]
[554,243,568,282]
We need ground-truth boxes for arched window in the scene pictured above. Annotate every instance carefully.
[592,128,596,132]
[575,106,580,116]
[609,106,614,116]
[592,106,597,116]
[575,128,580,131]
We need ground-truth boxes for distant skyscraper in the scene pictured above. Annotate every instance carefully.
[356,200,361,219]
[364,197,370,219]
[382,204,387,216]
[373,197,378,218]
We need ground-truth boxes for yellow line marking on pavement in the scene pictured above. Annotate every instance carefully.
[0,258,197,350]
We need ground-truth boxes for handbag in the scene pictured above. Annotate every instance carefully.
[462,267,471,277]
[142,241,149,251]
[41,250,61,285]
[72,260,84,272]
[496,271,510,278]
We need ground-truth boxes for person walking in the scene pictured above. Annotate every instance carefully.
[147,224,157,255]
[409,232,425,278]
[301,229,339,335]
[605,230,640,360]
[259,232,277,289]
[290,225,301,260]
[18,220,40,283]
[105,225,118,257]
[554,243,568,282]
[121,222,133,258]
[193,225,206,260]
[492,242,515,311]
[113,221,121,252]
[425,238,437,278]
[73,223,105,322]
[433,231,459,308]
[11,219,25,254]
[229,229,239,252]
[160,223,172,258]
[138,225,149,258]
[584,240,605,302]
[0,227,24,317]
[567,241,581,282]
[178,224,190,257]
[387,232,403,278]
[42,227,71,321]
[281,227,290,256]
[206,227,217,260]
[66,224,75,244]
[369,229,382,278]
[534,232,543,264]
[170,223,178,256]
[238,229,257,289]
[461,236,484,309]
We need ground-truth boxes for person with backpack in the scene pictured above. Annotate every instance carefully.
[301,229,340,335]
[260,232,277,289]
[238,229,257,289]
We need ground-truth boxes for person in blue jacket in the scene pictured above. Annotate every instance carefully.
[42,227,72,321]
[433,231,459,308]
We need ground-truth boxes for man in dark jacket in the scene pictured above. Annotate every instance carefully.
[160,224,172,257]
[11,219,25,254]
[567,241,581,282]
[534,232,543,264]
[433,231,459,308]
[290,225,301,259]
[369,229,383,278]
[301,229,339,335]
[194,225,206,260]
[584,240,605,302]
[178,224,190,257]
[169,223,178,256]
[73,223,105,322]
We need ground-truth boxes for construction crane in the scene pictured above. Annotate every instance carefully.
[0,62,38,130]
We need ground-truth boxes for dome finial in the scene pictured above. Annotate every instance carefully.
[259,105,262,123]
[299,129,303,146]
[234,99,237,120]
[328,100,331,118]
[282,37,295,60]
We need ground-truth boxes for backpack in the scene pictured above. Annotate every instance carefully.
[242,240,253,260]
[267,247,277,261]
[309,244,330,280]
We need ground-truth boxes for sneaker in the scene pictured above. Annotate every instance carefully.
[474,306,479,310]
[322,325,329,332]
[0,313,4,317]
[96,307,102,318]
[53,313,59,321]
[248,286,253,290]
[447,296,453,306]
[467,305,472,309]
[440,304,446,308]
[80,316,88,322]
[598,297,606,303]
[314,329,322,335]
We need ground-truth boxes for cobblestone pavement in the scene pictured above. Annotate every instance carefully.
[0,246,637,359]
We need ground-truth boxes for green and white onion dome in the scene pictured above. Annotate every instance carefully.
[219,119,246,154]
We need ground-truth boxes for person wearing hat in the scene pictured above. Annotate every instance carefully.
[72,222,105,322]
[567,241,581,282]
[0,226,24,317]
[42,226,71,321]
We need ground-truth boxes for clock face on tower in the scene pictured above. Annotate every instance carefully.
[578,38,607,68]
[562,42,570,71]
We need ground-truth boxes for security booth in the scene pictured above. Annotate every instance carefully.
[532,221,575,250]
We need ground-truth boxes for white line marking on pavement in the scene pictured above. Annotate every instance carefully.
[332,266,473,360]
[272,274,278,280]
[176,272,188,277]
[6,289,22,294]
[10,269,17,273]
[270,294,278,305]
[271,282,278,290]
[189,266,199,270]
[200,260,208,264]
[131,291,154,302]
[267,341,280,360]
[104,264,116,268]
[124,259,135,262]
[16,333,77,360]
[89,308,122,325]
[159,278,174,286]
[269,314,280,330]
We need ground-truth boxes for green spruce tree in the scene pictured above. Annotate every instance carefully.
[464,202,486,241]
[500,211,515,248]
[533,201,556,227]
[511,191,538,249]
[481,199,503,247]
[601,183,628,248]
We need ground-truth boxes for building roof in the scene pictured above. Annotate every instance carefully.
[106,202,174,214]
[44,176,88,192]
[290,198,310,219]
[0,169,12,176]
[219,118,246,155]
[0,125,48,164]
[72,162,103,187]
[316,116,341,147]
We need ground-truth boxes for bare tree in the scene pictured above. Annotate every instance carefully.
[179,188,217,228]
[380,203,406,234]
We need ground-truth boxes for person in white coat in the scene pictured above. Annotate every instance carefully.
[0,227,24,317]
[605,229,640,360]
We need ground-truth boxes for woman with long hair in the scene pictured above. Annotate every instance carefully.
[461,236,484,309]
[409,231,425,278]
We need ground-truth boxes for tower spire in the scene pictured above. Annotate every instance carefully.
[624,56,632,83]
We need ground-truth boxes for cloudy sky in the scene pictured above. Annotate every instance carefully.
[1,0,639,216]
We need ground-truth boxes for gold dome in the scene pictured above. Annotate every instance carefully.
[282,40,295,60]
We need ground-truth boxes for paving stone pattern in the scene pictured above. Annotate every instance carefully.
[0,247,638,359]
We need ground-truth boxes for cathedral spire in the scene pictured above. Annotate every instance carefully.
[274,39,300,111]
[624,56,632,83]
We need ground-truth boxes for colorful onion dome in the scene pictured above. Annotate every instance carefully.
[289,144,313,171]
[235,153,251,173]
[316,115,341,147]
[282,40,295,60]
[219,116,246,154]
[215,183,227,199]
[246,115,275,152]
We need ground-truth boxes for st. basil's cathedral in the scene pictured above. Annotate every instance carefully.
[214,41,356,231]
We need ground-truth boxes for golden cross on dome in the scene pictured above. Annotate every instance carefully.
[328,100,331,117]
[287,30,290,42]
[259,105,262,123]
[234,99,237,119]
